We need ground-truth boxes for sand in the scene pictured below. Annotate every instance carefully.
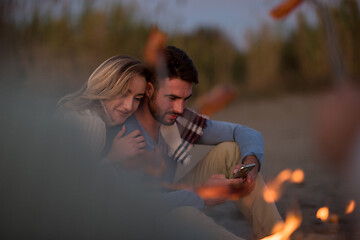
[175,93,357,240]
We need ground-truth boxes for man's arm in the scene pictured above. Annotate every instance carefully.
[191,119,263,202]
[197,119,264,169]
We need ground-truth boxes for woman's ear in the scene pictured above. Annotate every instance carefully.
[146,82,154,98]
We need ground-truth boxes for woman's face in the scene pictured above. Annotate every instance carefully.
[103,74,146,125]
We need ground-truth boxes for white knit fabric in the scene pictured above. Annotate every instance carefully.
[62,109,106,156]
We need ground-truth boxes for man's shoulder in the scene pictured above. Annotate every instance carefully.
[123,114,141,131]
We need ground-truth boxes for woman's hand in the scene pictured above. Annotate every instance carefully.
[107,126,146,165]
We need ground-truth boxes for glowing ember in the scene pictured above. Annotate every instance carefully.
[329,214,339,223]
[345,199,356,214]
[196,186,229,199]
[195,84,237,116]
[263,186,281,203]
[277,169,292,183]
[143,27,167,67]
[261,211,302,240]
[291,169,304,183]
[270,0,304,19]
[316,206,329,222]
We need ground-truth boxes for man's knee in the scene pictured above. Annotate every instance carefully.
[209,142,241,164]
[211,141,239,155]
[201,142,241,178]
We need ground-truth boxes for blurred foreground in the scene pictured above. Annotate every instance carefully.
[1,0,360,239]
[0,88,216,240]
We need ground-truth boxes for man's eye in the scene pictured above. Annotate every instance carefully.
[135,97,143,101]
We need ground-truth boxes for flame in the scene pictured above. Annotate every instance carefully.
[196,84,237,116]
[345,199,356,214]
[261,211,302,240]
[263,169,306,203]
[263,186,280,203]
[143,27,167,67]
[270,0,304,19]
[196,186,230,199]
[277,169,292,183]
[291,169,304,183]
[195,183,249,201]
[316,206,329,222]
[263,169,292,203]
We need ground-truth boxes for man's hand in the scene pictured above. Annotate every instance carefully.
[232,155,260,198]
[107,126,146,165]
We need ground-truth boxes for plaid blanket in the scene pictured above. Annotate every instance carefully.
[160,108,208,165]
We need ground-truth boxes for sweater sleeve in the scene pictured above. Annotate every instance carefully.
[62,109,107,157]
[197,119,264,167]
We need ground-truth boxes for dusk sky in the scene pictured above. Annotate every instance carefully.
[19,0,321,49]
[120,0,318,49]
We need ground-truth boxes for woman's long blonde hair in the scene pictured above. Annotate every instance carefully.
[57,55,152,115]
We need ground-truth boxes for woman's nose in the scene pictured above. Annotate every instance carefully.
[123,97,133,112]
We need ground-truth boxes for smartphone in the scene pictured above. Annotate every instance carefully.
[233,163,256,179]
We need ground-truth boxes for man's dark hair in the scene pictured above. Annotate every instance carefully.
[165,45,198,84]
[164,45,198,84]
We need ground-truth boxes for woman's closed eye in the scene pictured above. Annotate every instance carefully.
[134,94,144,101]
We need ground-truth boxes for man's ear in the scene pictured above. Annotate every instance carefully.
[146,82,154,98]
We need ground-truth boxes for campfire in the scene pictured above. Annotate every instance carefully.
[261,211,302,240]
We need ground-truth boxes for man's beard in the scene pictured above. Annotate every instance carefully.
[148,95,178,126]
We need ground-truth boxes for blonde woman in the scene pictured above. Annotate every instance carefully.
[57,55,152,163]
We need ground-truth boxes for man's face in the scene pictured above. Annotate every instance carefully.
[148,78,193,125]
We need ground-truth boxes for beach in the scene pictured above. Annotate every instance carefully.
[176,93,356,239]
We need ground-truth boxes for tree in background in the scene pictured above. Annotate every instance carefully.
[245,23,283,93]
[0,0,359,100]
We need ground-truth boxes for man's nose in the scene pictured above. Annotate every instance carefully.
[173,100,184,115]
